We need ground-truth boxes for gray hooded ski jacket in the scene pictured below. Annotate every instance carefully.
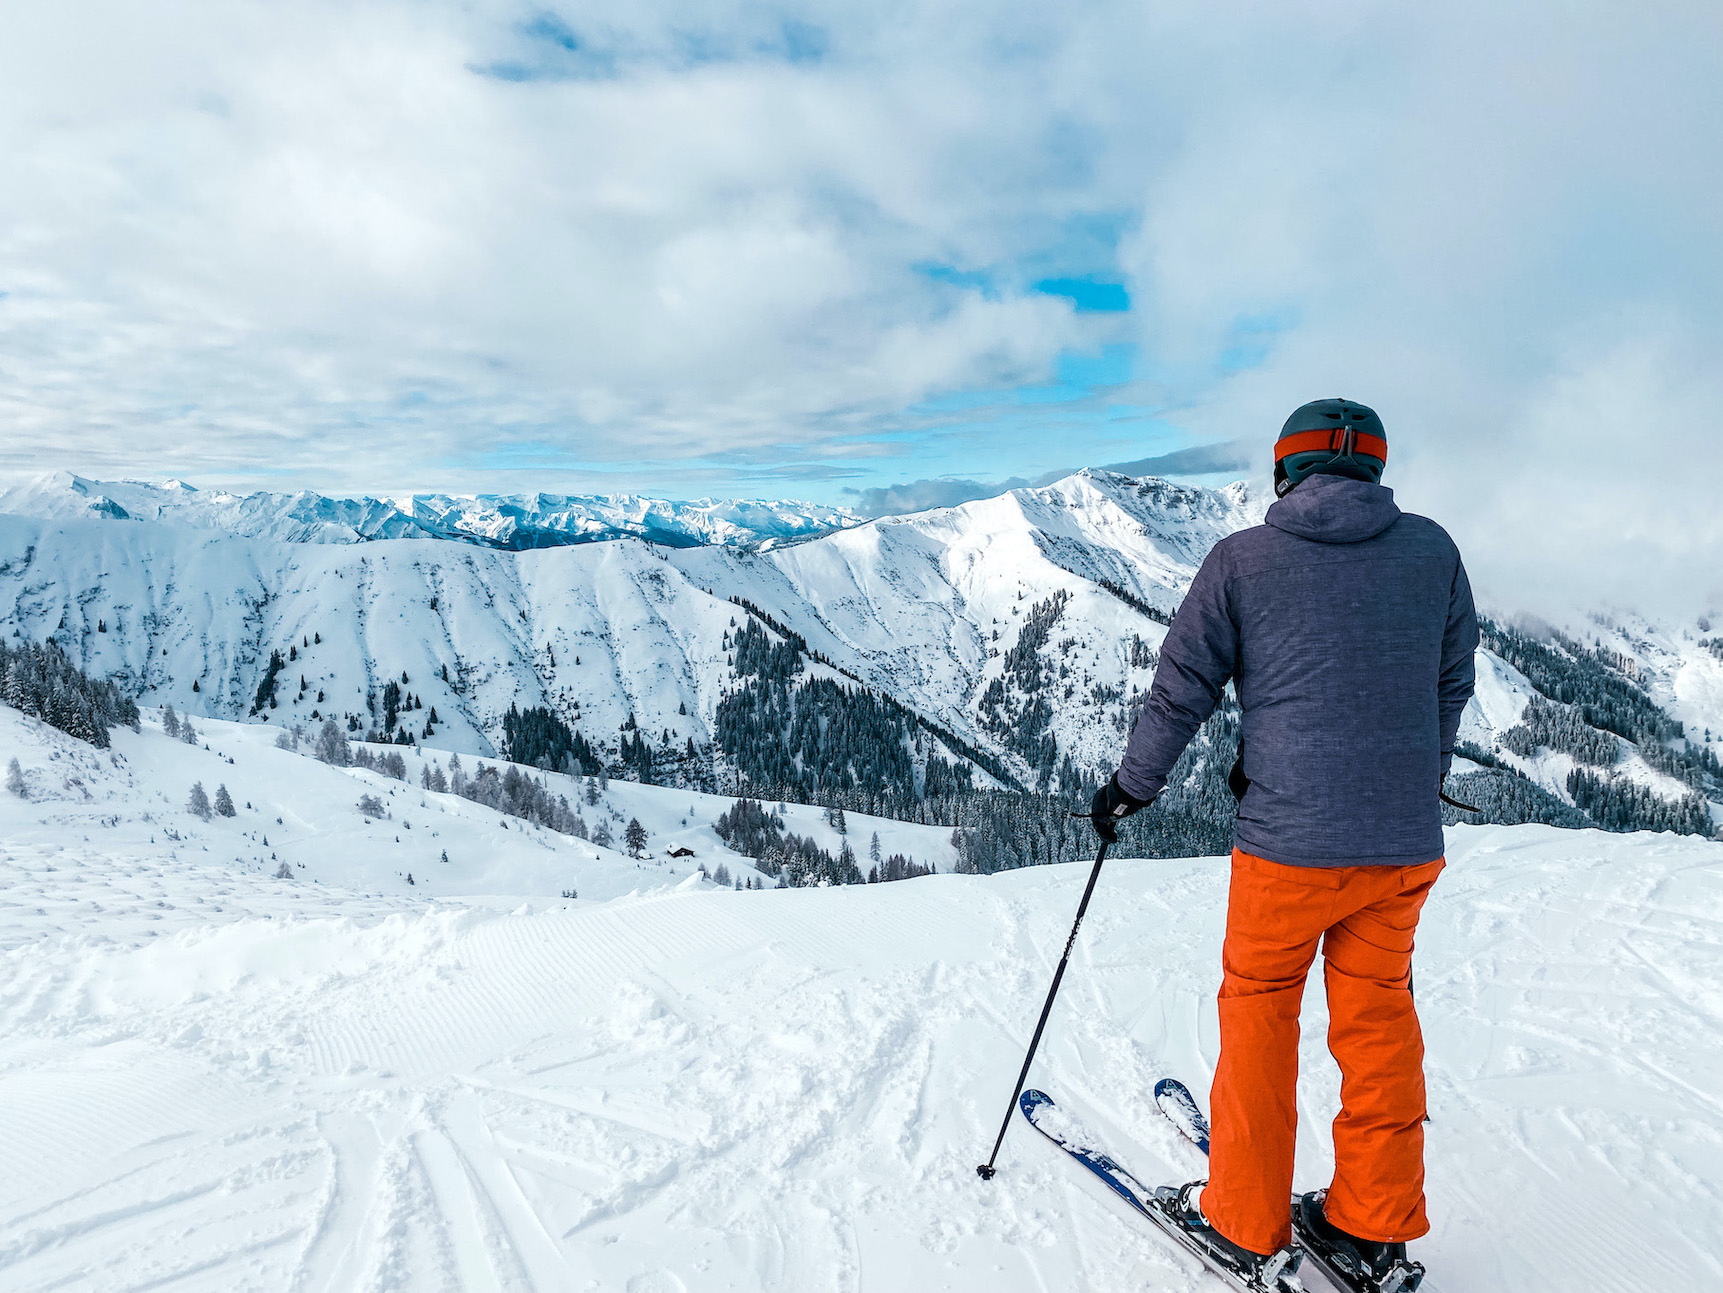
[1117,473,1479,869]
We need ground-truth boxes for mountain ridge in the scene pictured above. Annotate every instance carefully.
[0,470,866,551]
[2,467,1718,841]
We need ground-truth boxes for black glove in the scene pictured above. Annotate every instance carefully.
[1090,773,1153,844]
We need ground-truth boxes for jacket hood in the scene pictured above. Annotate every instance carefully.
[1265,473,1401,544]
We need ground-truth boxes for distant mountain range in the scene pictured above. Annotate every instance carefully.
[0,472,863,550]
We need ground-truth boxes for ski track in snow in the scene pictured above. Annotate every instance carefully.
[0,815,1719,1291]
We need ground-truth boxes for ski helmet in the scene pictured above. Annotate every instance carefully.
[1273,398,1387,497]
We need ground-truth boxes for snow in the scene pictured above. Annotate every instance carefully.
[3,707,1721,1290]
[1457,647,1539,747]
[1577,609,1723,747]
[0,705,956,916]
[1459,645,1720,817]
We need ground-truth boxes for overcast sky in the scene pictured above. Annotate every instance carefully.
[1,2,1719,613]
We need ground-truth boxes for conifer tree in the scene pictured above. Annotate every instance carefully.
[214,784,236,817]
[187,781,211,820]
[5,757,24,798]
[625,817,648,857]
[314,719,350,766]
[161,704,180,738]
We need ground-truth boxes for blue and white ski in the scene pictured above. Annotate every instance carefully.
[1019,1089,1304,1293]
[1154,1077,1211,1155]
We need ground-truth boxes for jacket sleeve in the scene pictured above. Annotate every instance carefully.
[1437,551,1480,774]
[1117,545,1237,801]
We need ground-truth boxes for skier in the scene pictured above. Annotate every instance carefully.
[1091,398,1478,1291]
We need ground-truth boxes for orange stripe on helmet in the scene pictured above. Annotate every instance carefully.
[1274,428,1388,463]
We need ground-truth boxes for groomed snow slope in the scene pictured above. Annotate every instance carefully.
[1,805,1717,1290]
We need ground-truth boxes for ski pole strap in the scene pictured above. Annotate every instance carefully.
[1439,789,1481,813]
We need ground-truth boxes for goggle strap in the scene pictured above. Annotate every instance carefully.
[1274,428,1388,463]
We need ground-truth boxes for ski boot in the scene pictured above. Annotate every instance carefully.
[1291,1191,1425,1293]
[1159,1181,1304,1292]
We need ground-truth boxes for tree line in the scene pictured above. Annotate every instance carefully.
[713,796,939,887]
[0,638,140,748]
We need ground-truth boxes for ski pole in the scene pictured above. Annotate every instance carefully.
[977,838,1111,1180]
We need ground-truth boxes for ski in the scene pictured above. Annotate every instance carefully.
[1019,1089,1304,1293]
[1154,1076,1211,1154]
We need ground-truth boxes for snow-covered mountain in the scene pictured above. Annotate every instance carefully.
[0,471,862,549]
[0,471,1258,783]
[2,467,1718,827]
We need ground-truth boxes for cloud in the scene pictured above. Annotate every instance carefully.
[847,476,1034,516]
[848,439,1250,515]
[1105,442,1252,478]
[0,1,1717,614]
[1104,3,1723,615]
[0,0,1098,491]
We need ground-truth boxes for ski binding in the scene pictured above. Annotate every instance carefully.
[1291,1191,1426,1293]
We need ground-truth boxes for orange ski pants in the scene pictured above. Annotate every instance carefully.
[1201,848,1444,1255]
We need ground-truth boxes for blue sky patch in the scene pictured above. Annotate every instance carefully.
[523,12,580,53]
[915,263,997,297]
[473,12,614,81]
[1033,277,1130,312]
[778,21,829,63]
[1057,344,1134,388]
